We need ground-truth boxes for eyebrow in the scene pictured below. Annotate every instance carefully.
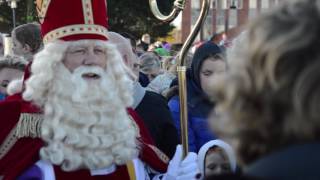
[202,70,213,72]
[69,46,86,50]
[69,44,105,50]
[94,45,104,49]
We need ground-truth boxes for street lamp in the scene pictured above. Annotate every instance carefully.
[230,0,243,9]
[3,34,13,56]
[212,0,243,9]
[6,0,20,28]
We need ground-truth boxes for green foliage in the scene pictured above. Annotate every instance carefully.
[0,0,38,33]
[107,0,175,39]
[0,0,175,38]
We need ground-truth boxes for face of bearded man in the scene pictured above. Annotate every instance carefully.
[23,40,139,171]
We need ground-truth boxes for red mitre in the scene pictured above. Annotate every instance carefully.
[36,0,109,43]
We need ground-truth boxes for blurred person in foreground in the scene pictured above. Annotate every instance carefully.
[210,0,320,179]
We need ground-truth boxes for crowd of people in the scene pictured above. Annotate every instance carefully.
[0,0,319,179]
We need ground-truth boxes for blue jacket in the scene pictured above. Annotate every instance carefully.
[168,76,216,153]
[168,41,221,152]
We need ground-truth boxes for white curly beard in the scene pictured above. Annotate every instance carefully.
[38,64,139,171]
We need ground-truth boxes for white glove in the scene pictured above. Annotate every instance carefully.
[162,145,200,180]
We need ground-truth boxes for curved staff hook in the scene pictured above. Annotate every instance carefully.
[149,0,211,157]
[149,0,186,22]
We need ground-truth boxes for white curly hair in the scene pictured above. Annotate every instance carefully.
[23,40,139,171]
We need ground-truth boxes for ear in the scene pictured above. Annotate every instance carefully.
[123,55,130,67]
[23,44,32,53]
[122,54,135,71]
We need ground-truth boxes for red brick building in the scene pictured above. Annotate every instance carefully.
[178,0,282,42]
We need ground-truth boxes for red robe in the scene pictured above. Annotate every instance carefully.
[0,94,168,179]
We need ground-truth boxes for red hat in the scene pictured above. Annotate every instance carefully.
[36,0,109,44]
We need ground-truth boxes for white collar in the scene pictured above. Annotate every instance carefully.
[132,81,146,109]
[90,164,116,176]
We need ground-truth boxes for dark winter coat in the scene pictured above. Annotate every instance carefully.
[136,90,179,158]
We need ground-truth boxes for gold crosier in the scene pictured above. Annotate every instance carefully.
[149,0,211,157]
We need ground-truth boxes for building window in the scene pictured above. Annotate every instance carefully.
[229,9,237,29]
[261,0,270,13]
[249,0,257,19]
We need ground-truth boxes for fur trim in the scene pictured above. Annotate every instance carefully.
[15,113,43,138]
[7,78,24,95]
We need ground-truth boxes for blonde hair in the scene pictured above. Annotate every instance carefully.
[211,0,320,165]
